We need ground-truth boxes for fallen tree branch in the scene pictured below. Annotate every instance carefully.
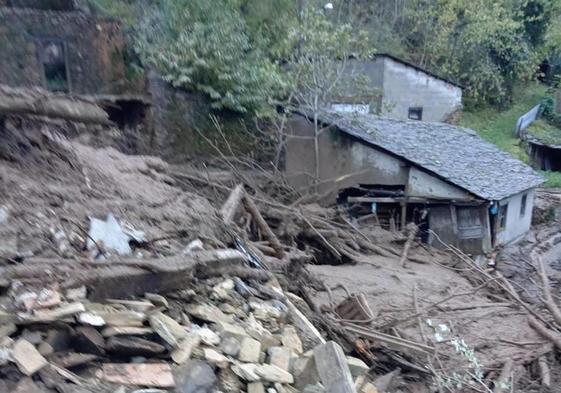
[242,193,285,259]
[537,257,561,326]
[528,316,561,351]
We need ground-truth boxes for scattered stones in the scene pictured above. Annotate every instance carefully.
[204,347,229,368]
[145,293,169,308]
[250,301,282,320]
[74,326,105,355]
[107,299,155,313]
[216,321,248,341]
[77,312,106,327]
[149,312,188,347]
[100,363,175,388]
[360,382,380,393]
[52,352,99,368]
[186,304,232,324]
[239,337,261,363]
[268,346,291,371]
[346,356,369,379]
[248,382,267,393]
[101,326,154,338]
[20,302,85,322]
[106,336,166,357]
[11,339,48,375]
[220,337,241,357]
[195,326,221,346]
[0,323,16,339]
[232,363,261,382]
[292,356,320,389]
[212,279,235,300]
[281,325,303,354]
[256,364,294,384]
[171,333,201,364]
[174,359,217,393]
[12,377,44,393]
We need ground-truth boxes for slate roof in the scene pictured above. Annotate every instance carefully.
[303,110,544,201]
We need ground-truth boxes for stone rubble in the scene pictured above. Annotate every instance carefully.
[0,271,377,392]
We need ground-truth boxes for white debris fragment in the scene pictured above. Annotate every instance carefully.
[183,239,204,255]
[87,213,145,257]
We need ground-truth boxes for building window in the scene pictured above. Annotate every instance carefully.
[498,204,508,230]
[408,107,423,120]
[39,40,69,92]
[520,194,527,217]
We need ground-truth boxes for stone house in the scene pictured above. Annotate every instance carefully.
[0,0,125,94]
[333,54,463,123]
[284,111,543,254]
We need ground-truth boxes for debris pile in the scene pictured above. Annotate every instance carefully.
[0,254,386,393]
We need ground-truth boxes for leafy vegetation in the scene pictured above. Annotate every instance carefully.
[526,119,561,145]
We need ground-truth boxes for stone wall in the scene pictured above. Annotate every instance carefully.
[0,6,124,94]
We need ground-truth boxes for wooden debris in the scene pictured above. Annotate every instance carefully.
[99,363,175,388]
[538,356,551,387]
[528,316,561,350]
[400,222,419,268]
[493,359,513,393]
[243,193,285,259]
[221,184,245,224]
[537,257,561,326]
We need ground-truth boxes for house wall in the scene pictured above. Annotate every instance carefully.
[494,189,535,245]
[332,58,385,112]
[284,116,473,202]
[0,6,125,94]
[380,57,463,123]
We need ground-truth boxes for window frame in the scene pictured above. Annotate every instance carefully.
[498,204,508,230]
[408,107,423,121]
[520,194,527,217]
[38,38,71,93]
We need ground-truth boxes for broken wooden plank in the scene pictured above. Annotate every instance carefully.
[221,184,245,225]
[314,341,357,393]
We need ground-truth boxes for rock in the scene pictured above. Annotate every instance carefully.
[250,301,282,320]
[216,321,248,341]
[360,383,379,393]
[52,352,99,368]
[19,302,85,322]
[313,341,355,393]
[174,359,217,393]
[303,384,326,393]
[212,279,235,300]
[77,312,106,327]
[65,286,87,301]
[204,347,229,368]
[98,310,146,327]
[20,329,44,345]
[0,310,16,324]
[238,337,261,363]
[292,356,320,389]
[19,288,62,311]
[149,312,187,347]
[268,347,291,371]
[255,364,294,384]
[0,346,11,366]
[0,323,16,339]
[281,325,303,354]
[145,293,169,308]
[220,303,239,314]
[171,333,201,364]
[245,314,273,342]
[44,329,71,352]
[186,304,232,324]
[101,326,154,338]
[106,336,166,357]
[38,342,54,356]
[231,363,260,382]
[74,326,105,355]
[106,299,155,313]
[100,363,175,388]
[11,339,48,375]
[346,356,369,379]
[12,377,44,393]
[183,239,204,255]
[220,337,240,357]
[194,326,220,346]
[248,382,266,393]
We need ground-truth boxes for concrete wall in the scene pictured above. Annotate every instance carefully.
[332,58,384,112]
[408,167,471,200]
[380,57,462,123]
[284,116,474,202]
[494,189,535,245]
[0,6,125,94]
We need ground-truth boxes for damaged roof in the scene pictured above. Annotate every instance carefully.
[303,110,544,201]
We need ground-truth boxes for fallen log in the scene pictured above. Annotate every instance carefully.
[400,222,420,268]
[220,184,245,225]
[538,356,551,387]
[528,316,561,351]
[243,193,285,259]
[493,359,513,393]
[2,250,246,301]
[537,257,561,327]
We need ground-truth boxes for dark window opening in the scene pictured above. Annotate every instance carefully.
[40,40,69,92]
[408,107,423,120]
[498,204,508,230]
[520,194,527,217]
[101,99,148,130]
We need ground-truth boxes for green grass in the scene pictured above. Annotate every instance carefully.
[460,83,547,163]
[526,119,561,146]
[460,82,561,187]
